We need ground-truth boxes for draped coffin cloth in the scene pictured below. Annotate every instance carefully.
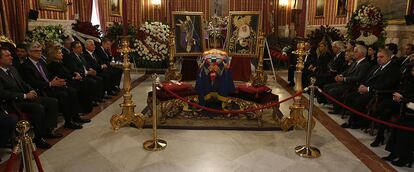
[181,56,252,81]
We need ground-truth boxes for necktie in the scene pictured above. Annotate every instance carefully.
[36,62,49,82]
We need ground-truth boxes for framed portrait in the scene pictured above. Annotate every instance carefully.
[110,0,122,16]
[172,11,205,56]
[315,0,325,17]
[37,0,66,11]
[336,0,347,17]
[226,11,262,57]
[355,0,413,24]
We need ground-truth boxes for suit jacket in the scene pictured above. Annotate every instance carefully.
[94,46,112,65]
[0,67,32,101]
[304,49,317,69]
[19,58,54,92]
[63,52,90,77]
[82,51,103,72]
[315,52,332,75]
[329,51,346,74]
[342,58,371,86]
[47,61,75,81]
[362,62,401,91]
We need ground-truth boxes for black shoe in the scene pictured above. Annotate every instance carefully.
[382,154,397,162]
[108,90,118,96]
[33,137,52,149]
[341,123,351,128]
[328,110,340,114]
[45,130,63,139]
[73,117,91,123]
[92,101,99,106]
[392,159,413,168]
[64,122,83,129]
[103,95,112,99]
[370,137,384,147]
[97,98,105,102]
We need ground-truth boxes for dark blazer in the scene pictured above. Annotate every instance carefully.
[19,58,53,92]
[94,46,112,65]
[329,51,346,74]
[63,52,89,77]
[343,58,371,86]
[82,51,102,72]
[47,61,75,81]
[304,49,317,69]
[362,62,401,91]
[315,52,332,75]
[0,67,32,101]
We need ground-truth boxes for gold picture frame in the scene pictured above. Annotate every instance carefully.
[355,0,413,24]
[315,0,326,18]
[37,0,66,11]
[172,11,205,57]
[110,0,122,16]
[336,0,347,17]
[226,11,262,57]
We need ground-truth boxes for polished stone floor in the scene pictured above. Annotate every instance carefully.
[2,71,412,171]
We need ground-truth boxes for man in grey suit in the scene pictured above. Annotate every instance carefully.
[0,47,59,149]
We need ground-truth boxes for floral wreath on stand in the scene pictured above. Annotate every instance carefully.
[25,25,67,46]
[132,21,170,68]
[346,4,387,48]
[307,25,344,50]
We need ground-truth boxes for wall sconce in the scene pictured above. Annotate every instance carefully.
[280,0,289,8]
[152,0,161,8]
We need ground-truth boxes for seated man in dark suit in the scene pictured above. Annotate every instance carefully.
[83,39,116,96]
[0,47,59,149]
[13,43,28,68]
[341,48,401,128]
[63,41,105,103]
[19,42,86,130]
[95,38,122,93]
[325,45,371,114]
[302,42,317,87]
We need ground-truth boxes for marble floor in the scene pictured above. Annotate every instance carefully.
[1,71,412,172]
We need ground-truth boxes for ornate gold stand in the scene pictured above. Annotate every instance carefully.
[110,37,145,130]
[165,33,182,81]
[16,120,35,172]
[250,32,268,86]
[143,74,167,151]
[281,42,315,131]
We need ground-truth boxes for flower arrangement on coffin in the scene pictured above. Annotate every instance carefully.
[307,25,344,49]
[346,4,387,48]
[25,25,66,46]
[131,21,170,68]
[206,15,228,48]
[72,21,102,38]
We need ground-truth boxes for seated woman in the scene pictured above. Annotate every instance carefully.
[382,62,414,168]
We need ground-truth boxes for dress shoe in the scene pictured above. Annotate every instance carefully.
[370,137,385,147]
[392,159,413,168]
[382,154,397,162]
[97,98,105,102]
[328,110,339,114]
[45,130,63,139]
[33,138,52,149]
[92,101,99,106]
[103,95,112,99]
[73,117,91,123]
[341,123,351,128]
[64,122,83,129]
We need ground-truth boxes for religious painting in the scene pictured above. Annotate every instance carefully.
[356,0,412,24]
[37,0,66,11]
[172,11,205,56]
[226,11,261,57]
[336,0,347,17]
[111,0,122,16]
[316,0,325,17]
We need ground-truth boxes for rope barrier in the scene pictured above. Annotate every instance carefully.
[33,150,44,172]
[319,90,414,132]
[162,86,302,114]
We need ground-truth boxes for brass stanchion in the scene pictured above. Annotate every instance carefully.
[110,37,145,130]
[165,32,182,81]
[143,74,167,151]
[295,77,321,158]
[281,41,315,131]
[250,31,268,86]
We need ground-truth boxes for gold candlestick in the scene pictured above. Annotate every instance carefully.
[110,37,145,130]
[250,31,268,86]
[165,32,182,81]
[281,41,315,131]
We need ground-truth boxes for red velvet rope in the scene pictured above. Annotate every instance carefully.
[162,87,302,114]
[4,153,17,172]
[320,90,414,132]
[32,151,44,172]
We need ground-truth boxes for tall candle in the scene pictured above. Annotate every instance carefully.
[122,0,128,35]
